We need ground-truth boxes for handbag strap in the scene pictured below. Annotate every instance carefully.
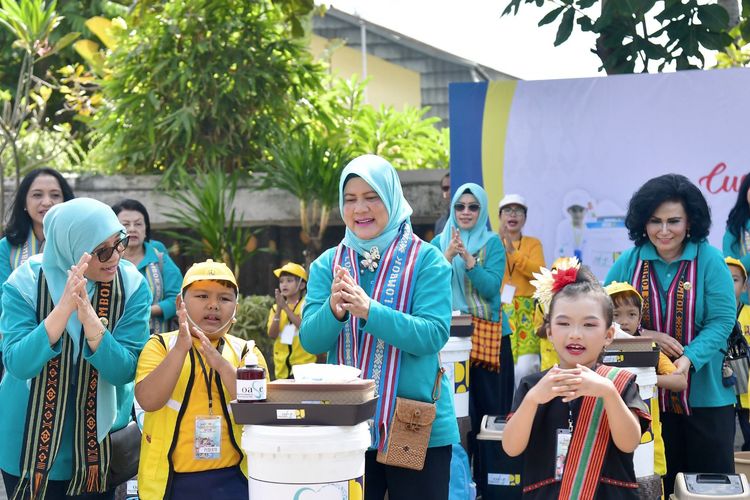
[431,365,445,404]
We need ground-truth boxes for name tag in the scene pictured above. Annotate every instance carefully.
[501,284,516,304]
[195,415,222,460]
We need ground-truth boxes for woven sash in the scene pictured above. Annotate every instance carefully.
[13,269,125,499]
[332,222,422,450]
[558,366,634,500]
[741,229,750,257]
[9,231,42,271]
[632,257,697,415]
[145,258,166,334]
[464,246,491,320]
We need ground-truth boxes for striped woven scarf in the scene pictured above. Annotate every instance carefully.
[9,230,43,271]
[463,246,492,320]
[145,259,166,334]
[333,222,422,450]
[557,366,634,500]
[632,256,697,415]
[12,269,125,499]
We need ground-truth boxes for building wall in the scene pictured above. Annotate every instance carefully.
[312,12,514,128]
[310,34,422,110]
[4,170,449,295]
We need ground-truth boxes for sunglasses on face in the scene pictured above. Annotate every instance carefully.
[454,203,480,213]
[92,235,130,263]
[441,185,451,192]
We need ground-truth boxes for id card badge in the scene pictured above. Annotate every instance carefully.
[279,324,296,345]
[554,429,572,480]
[501,284,516,304]
[195,415,222,460]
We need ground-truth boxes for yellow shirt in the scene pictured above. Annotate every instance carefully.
[136,337,242,472]
[267,297,316,379]
[738,304,750,408]
[500,236,545,298]
[652,351,676,477]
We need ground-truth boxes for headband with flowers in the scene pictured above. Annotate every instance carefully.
[530,256,581,315]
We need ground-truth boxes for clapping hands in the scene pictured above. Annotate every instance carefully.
[330,265,371,321]
[528,364,616,405]
[60,253,90,314]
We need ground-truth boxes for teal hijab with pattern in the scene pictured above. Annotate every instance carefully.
[339,154,413,256]
[42,197,126,439]
[438,183,494,313]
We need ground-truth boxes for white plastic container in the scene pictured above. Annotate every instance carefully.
[242,422,371,499]
[623,366,657,479]
[440,336,472,418]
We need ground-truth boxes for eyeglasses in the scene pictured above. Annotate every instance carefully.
[441,185,450,192]
[500,206,525,216]
[454,203,480,213]
[92,235,130,263]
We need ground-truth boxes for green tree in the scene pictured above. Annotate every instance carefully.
[502,0,744,73]
[91,0,323,177]
[0,0,78,223]
[162,166,264,280]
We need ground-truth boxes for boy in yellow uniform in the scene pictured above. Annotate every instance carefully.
[726,257,750,450]
[135,260,268,499]
[267,262,316,379]
[605,282,687,484]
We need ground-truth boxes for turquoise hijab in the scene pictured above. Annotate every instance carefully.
[339,154,413,256]
[438,183,494,313]
[42,197,126,439]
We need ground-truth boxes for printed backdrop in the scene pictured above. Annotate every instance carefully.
[449,69,750,279]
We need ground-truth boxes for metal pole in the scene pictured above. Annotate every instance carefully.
[360,19,368,103]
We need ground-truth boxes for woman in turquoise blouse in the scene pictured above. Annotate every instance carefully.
[605,174,736,497]
[0,198,152,499]
[0,167,74,380]
[723,174,750,302]
[433,183,510,496]
[112,199,182,334]
[300,154,458,500]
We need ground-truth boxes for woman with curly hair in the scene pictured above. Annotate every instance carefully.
[605,174,736,496]
[723,174,750,301]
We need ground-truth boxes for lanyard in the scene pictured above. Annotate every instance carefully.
[567,402,574,432]
[506,236,523,279]
[194,339,224,416]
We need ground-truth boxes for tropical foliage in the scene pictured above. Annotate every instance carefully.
[90,0,322,178]
[502,0,747,74]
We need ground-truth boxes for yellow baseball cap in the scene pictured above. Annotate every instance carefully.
[726,256,748,281]
[182,259,238,292]
[605,281,643,302]
[273,262,307,282]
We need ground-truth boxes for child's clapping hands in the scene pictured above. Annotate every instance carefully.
[528,364,617,404]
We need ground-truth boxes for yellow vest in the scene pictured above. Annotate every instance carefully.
[137,332,265,500]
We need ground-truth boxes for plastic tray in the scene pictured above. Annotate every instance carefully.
[231,397,378,426]
[601,348,660,368]
[266,379,375,404]
[450,324,474,338]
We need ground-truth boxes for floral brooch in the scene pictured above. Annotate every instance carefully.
[361,246,381,273]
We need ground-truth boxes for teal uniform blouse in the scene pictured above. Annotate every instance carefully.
[137,240,182,323]
[722,222,750,304]
[300,243,460,449]
[431,235,510,332]
[722,221,750,269]
[0,257,152,480]
[605,240,736,408]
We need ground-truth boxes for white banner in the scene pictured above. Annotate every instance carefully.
[497,69,750,279]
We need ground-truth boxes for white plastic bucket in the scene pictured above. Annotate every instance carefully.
[623,366,657,478]
[242,422,371,499]
[441,336,471,418]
